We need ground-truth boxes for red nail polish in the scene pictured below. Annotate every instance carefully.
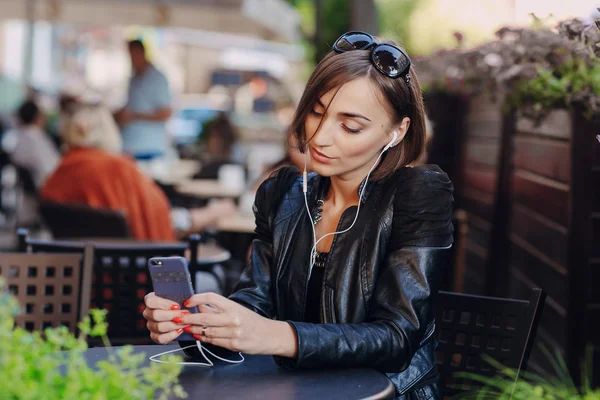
[172,316,183,324]
[183,300,190,307]
[176,328,183,333]
[181,310,190,315]
[183,326,192,333]
[193,334,201,339]
[171,304,180,310]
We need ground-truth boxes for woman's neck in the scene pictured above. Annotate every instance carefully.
[326,174,361,209]
[325,153,381,208]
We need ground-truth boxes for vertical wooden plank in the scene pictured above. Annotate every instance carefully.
[567,110,595,385]
[592,170,600,214]
[452,94,503,294]
[424,91,467,191]
[486,108,516,296]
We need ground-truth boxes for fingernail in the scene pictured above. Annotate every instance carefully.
[181,310,190,315]
[193,334,202,340]
[171,304,181,311]
[183,326,192,333]
[172,316,183,324]
[183,300,190,307]
[176,328,183,334]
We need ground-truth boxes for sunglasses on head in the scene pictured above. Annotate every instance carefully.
[333,31,412,83]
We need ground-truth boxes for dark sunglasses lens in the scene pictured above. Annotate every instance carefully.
[372,44,410,77]
[336,33,373,51]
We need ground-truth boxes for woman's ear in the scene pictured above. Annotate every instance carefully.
[390,117,410,147]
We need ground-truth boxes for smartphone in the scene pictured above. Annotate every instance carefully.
[148,256,198,342]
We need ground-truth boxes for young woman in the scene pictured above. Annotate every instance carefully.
[143,32,453,399]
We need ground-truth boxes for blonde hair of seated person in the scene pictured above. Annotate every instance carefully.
[63,105,122,154]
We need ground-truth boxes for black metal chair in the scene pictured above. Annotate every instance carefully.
[435,288,546,398]
[17,228,201,345]
[0,251,93,334]
[39,201,130,239]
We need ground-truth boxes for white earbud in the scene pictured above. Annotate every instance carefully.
[384,131,399,151]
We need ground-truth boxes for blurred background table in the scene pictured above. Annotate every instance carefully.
[175,179,244,199]
[138,159,202,186]
[217,212,256,234]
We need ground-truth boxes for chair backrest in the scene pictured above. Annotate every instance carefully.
[39,201,130,239]
[435,288,545,397]
[17,228,201,345]
[0,251,93,333]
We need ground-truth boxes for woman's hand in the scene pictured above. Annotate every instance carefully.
[178,292,298,357]
[142,292,190,344]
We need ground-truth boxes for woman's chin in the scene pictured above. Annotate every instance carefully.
[310,163,336,177]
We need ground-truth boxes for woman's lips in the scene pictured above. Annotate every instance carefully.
[310,146,334,164]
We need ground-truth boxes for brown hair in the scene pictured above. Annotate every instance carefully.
[128,40,145,53]
[290,41,426,180]
[203,112,237,158]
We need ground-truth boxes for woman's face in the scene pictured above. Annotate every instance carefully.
[304,77,407,182]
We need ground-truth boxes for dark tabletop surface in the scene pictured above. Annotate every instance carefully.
[83,345,395,400]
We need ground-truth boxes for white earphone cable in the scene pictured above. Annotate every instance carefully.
[149,341,244,366]
[303,132,397,279]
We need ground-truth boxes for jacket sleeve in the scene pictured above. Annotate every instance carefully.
[228,166,299,318]
[277,166,454,372]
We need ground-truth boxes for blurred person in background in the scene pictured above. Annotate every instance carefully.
[41,105,235,241]
[115,40,172,160]
[194,112,241,180]
[0,99,61,227]
[251,135,309,190]
[57,93,79,140]
[5,100,60,190]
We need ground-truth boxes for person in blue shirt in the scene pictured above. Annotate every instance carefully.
[116,40,172,160]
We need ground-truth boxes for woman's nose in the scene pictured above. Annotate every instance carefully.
[312,118,335,147]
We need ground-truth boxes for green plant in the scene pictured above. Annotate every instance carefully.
[0,280,186,400]
[453,346,600,400]
[416,14,600,125]
[508,57,600,121]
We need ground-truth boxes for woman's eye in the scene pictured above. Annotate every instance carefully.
[342,124,361,134]
[310,109,323,116]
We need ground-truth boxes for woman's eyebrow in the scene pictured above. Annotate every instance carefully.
[339,112,371,122]
[316,99,371,122]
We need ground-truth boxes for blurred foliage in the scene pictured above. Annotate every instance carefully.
[287,0,421,65]
[0,278,186,400]
[508,58,600,121]
[287,0,317,73]
[408,0,509,56]
[285,0,348,65]
[415,16,600,123]
[453,346,600,400]
[314,0,351,61]
[376,0,420,51]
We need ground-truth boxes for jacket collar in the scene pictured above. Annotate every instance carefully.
[308,173,376,206]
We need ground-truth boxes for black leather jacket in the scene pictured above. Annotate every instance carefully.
[229,164,454,399]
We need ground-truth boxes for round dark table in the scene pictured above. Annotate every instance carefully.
[83,345,395,400]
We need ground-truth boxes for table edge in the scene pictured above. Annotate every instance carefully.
[361,379,395,400]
